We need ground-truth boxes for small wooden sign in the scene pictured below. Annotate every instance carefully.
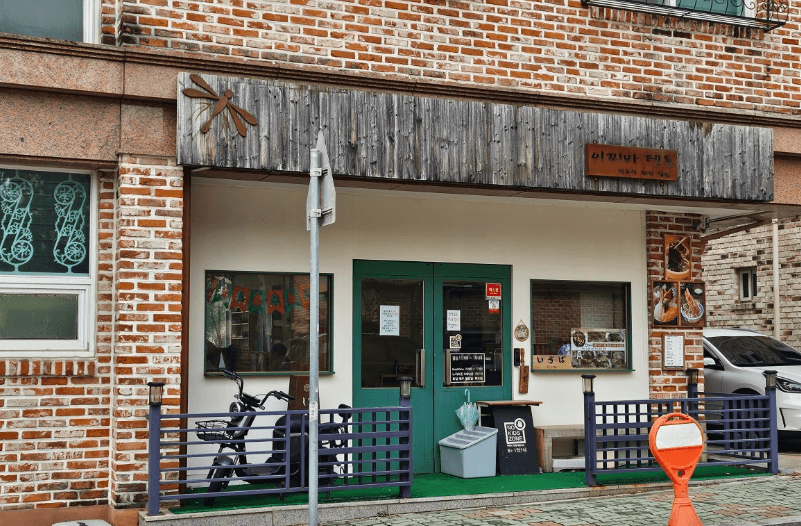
[518,352,529,394]
[586,144,678,181]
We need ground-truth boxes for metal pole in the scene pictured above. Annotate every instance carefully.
[308,149,321,526]
[147,400,162,516]
[773,219,780,340]
[764,370,779,475]
[582,374,597,487]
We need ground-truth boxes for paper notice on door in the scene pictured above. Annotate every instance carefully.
[379,305,400,336]
[447,310,461,331]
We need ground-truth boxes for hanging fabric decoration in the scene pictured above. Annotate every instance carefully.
[248,289,266,313]
[267,288,285,315]
[206,277,220,303]
[230,286,249,312]
[298,282,311,309]
[284,288,298,314]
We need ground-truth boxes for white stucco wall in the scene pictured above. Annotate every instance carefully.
[190,179,649,426]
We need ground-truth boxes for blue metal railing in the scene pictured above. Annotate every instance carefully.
[147,403,412,515]
[583,384,778,486]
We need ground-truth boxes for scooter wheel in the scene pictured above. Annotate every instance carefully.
[204,466,232,506]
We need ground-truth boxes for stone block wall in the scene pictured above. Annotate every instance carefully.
[703,218,801,349]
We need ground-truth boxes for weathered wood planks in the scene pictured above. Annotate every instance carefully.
[177,72,773,202]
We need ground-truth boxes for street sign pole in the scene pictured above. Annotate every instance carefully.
[306,129,335,526]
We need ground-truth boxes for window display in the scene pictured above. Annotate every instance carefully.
[531,280,630,371]
[204,271,332,375]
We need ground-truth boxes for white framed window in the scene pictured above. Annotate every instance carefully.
[0,0,101,44]
[0,167,96,357]
[738,268,758,302]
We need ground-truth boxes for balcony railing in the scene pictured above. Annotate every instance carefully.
[581,0,789,30]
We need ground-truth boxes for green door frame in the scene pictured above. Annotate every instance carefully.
[353,260,512,473]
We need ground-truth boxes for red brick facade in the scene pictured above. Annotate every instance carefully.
[646,212,705,397]
[102,0,801,114]
[0,0,799,522]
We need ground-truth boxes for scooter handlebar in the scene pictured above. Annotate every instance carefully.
[257,390,294,405]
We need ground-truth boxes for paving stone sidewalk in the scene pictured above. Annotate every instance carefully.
[326,475,801,526]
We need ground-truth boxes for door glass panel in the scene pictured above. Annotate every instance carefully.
[442,281,503,387]
[360,279,425,388]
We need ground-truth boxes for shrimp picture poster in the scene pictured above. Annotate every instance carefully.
[652,281,680,327]
[679,282,706,328]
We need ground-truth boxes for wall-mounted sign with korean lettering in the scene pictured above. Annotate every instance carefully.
[586,144,678,182]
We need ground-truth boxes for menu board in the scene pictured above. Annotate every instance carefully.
[570,328,627,369]
[448,352,485,384]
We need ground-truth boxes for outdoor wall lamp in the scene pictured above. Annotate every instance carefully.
[398,377,413,399]
[764,370,777,389]
[686,368,699,386]
[148,381,165,406]
[581,374,595,394]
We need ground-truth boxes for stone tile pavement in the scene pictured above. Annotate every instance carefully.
[326,475,801,526]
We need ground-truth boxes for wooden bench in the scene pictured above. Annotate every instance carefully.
[534,424,585,473]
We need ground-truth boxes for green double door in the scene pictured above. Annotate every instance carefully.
[353,261,512,473]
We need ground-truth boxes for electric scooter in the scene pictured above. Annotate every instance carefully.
[196,369,351,505]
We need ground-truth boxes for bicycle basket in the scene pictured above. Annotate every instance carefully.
[195,420,232,441]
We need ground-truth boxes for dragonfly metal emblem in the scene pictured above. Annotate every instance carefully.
[182,74,258,137]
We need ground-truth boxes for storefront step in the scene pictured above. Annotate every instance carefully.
[137,477,746,526]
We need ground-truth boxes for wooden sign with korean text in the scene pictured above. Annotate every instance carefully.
[586,144,678,182]
[532,354,572,370]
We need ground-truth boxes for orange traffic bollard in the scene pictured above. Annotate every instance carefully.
[648,412,705,526]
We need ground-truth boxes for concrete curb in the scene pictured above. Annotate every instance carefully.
[138,476,760,526]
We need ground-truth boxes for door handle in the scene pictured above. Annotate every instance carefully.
[416,348,425,387]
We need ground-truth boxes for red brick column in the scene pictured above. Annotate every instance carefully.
[646,211,705,398]
[110,156,183,507]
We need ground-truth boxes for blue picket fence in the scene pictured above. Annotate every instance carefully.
[147,403,412,515]
[583,384,778,486]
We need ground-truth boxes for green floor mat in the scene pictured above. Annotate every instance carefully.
[171,465,766,514]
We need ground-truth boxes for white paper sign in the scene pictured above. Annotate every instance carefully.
[447,310,461,331]
[380,305,400,336]
[663,334,684,369]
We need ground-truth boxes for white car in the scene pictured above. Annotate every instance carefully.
[703,327,801,433]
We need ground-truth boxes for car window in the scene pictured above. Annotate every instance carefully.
[706,336,801,367]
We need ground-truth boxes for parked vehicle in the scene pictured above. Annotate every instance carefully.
[703,327,801,433]
[196,369,351,505]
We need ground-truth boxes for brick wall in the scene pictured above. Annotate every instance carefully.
[111,156,184,507]
[113,0,801,114]
[646,212,705,398]
[703,218,801,349]
[0,170,116,511]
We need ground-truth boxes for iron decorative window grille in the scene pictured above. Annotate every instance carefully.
[581,0,788,30]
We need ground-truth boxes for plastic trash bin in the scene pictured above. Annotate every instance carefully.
[438,426,498,478]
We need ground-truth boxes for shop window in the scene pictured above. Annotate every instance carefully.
[738,268,757,302]
[0,168,94,356]
[0,0,100,44]
[205,271,333,376]
[530,280,631,371]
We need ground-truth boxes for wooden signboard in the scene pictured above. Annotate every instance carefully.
[532,354,572,370]
[518,352,529,393]
[586,144,678,181]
